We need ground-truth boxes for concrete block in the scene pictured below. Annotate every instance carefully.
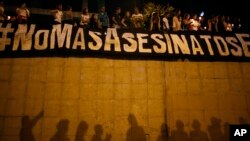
[98,59,114,67]
[148,84,164,99]
[79,84,98,100]
[165,79,178,95]
[201,79,216,93]
[0,82,9,98]
[44,83,62,100]
[148,68,164,84]
[229,79,243,92]
[114,59,130,68]
[0,65,11,81]
[26,82,45,99]
[0,99,6,115]
[187,79,202,95]
[63,67,81,83]
[114,68,130,84]
[46,66,63,83]
[8,82,26,99]
[3,117,21,135]
[146,60,163,68]
[79,100,97,118]
[227,62,242,78]
[114,84,131,100]
[201,94,219,111]
[199,62,214,78]
[242,63,250,79]
[81,58,98,67]
[188,95,203,110]
[97,68,114,83]
[215,79,230,94]
[172,95,189,110]
[186,63,200,78]
[213,62,228,78]
[30,58,47,66]
[13,58,31,66]
[131,67,147,84]
[24,100,43,116]
[61,100,78,118]
[242,79,250,93]
[131,84,147,99]
[65,57,82,67]
[1,136,19,141]
[44,100,60,117]
[47,58,65,67]
[131,60,146,68]
[80,68,98,83]
[0,58,12,65]
[148,100,164,117]
[175,79,188,95]
[5,99,24,116]
[97,100,115,121]
[62,83,79,99]
[28,65,47,82]
[97,84,114,99]
[11,65,30,81]
[168,62,186,79]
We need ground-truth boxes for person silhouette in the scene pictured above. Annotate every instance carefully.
[75,121,89,141]
[157,123,170,141]
[19,110,44,141]
[171,120,189,141]
[50,119,70,141]
[126,114,146,141]
[190,119,209,141]
[207,117,224,141]
[91,124,104,141]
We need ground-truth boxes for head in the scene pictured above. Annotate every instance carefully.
[100,6,106,13]
[192,120,201,130]
[125,11,131,17]
[94,124,103,135]
[66,6,72,11]
[76,121,89,136]
[175,9,181,16]
[128,114,138,126]
[115,7,121,14]
[134,7,139,14]
[184,13,190,20]
[192,14,198,20]
[176,120,184,131]
[57,119,69,134]
[82,8,88,14]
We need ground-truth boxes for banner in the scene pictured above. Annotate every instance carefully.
[0,22,250,61]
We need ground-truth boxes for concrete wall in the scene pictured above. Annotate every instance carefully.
[0,57,249,141]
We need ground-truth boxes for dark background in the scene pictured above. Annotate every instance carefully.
[2,0,249,30]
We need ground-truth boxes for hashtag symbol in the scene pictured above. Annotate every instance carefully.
[0,23,15,51]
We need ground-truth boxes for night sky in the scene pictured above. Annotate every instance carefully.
[2,0,249,19]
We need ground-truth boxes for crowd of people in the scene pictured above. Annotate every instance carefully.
[0,1,244,33]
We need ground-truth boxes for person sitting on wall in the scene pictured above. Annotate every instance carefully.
[0,1,6,21]
[112,7,122,28]
[51,3,63,24]
[98,6,110,30]
[80,8,90,28]
[16,2,30,24]
[131,7,143,29]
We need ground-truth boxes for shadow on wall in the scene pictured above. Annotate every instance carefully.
[126,113,147,141]
[50,119,70,141]
[91,124,112,141]
[157,123,170,141]
[171,120,189,141]
[18,112,249,141]
[19,110,44,141]
[75,121,89,141]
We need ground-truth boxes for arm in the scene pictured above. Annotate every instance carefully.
[31,110,44,127]
[121,17,127,27]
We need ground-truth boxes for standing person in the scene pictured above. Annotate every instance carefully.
[98,6,110,30]
[90,13,99,29]
[80,8,90,28]
[112,7,122,28]
[188,14,200,31]
[182,13,191,31]
[162,13,170,31]
[172,9,182,31]
[121,11,132,28]
[16,2,30,24]
[63,6,73,24]
[211,15,219,32]
[131,7,143,28]
[0,1,6,21]
[150,12,161,31]
[51,3,63,24]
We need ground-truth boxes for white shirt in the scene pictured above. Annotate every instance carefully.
[131,13,143,21]
[54,10,63,23]
[189,19,200,31]
[163,17,170,30]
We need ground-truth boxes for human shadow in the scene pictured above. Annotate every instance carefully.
[223,122,230,141]
[170,120,189,141]
[50,119,70,141]
[189,119,209,141]
[91,124,112,141]
[126,114,146,141]
[19,110,44,141]
[207,117,224,141]
[157,123,170,141]
[75,121,89,141]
